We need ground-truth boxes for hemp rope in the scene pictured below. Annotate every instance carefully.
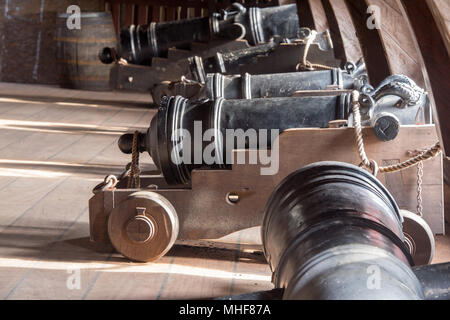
[351,90,441,176]
[127,130,141,188]
[297,30,335,71]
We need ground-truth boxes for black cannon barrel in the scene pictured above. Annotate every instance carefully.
[102,3,299,65]
[205,65,365,99]
[253,4,299,44]
[118,17,211,65]
[119,94,351,185]
[156,59,367,101]
[215,261,450,300]
[262,161,423,300]
[118,74,429,184]
[216,262,450,300]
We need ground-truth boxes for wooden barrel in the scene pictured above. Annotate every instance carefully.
[55,12,116,91]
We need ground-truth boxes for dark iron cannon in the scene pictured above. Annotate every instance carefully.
[262,161,423,299]
[204,60,367,99]
[100,3,300,65]
[118,75,430,185]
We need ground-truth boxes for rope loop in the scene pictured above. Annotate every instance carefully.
[297,30,334,71]
[358,159,379,176]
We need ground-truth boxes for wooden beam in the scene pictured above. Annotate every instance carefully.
[111,3,120,35]
[398,0,450,156]
[194,7,202,18]
[278,0,296,5]
[208,0,217,14]
[344,0,391,85]
[124,4,135,26]
[180,6,188,19]
[137,5,148,25]
[107,0,209,9]
[321,0,347,67]
[152,5,160,22]
[296,0,316,30]
[426,0,450,58]
[166,7,176,21]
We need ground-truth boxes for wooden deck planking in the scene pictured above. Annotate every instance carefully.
[0,83,153,106]
[0,178,64,233]
[0,85,160,299]
[2,129,148,299]
[225,228,273,297]
[156,228,268,299]
[0,103,119,161]
[156,253,237,299]
[1,179,94,299]
[83,229,271,300]
[0,86,269,300]
[0,99,51,117]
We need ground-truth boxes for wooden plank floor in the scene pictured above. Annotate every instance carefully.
[0,83,272,300]
[0,83,448,300]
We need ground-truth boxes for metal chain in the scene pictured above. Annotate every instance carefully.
[407,148,426,217]
[127,131,140,189]
[416,161,424,217]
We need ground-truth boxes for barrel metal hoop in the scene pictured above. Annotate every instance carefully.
[157,96,189,185]
[332,68,344,89]
[215,52,226,73]
[213,97,226,168]
[339,92,352,120]
[331,68,338,87]
[209,15,220,36]
[214,73,224,99]
[338,69,343,89]
[194,56,206,83]
[136,25,142,54]
[249,8,264,45]
[149,22,159,58]
[242,73,252,99]
[129,25,137,63]
[172,96,190,185]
